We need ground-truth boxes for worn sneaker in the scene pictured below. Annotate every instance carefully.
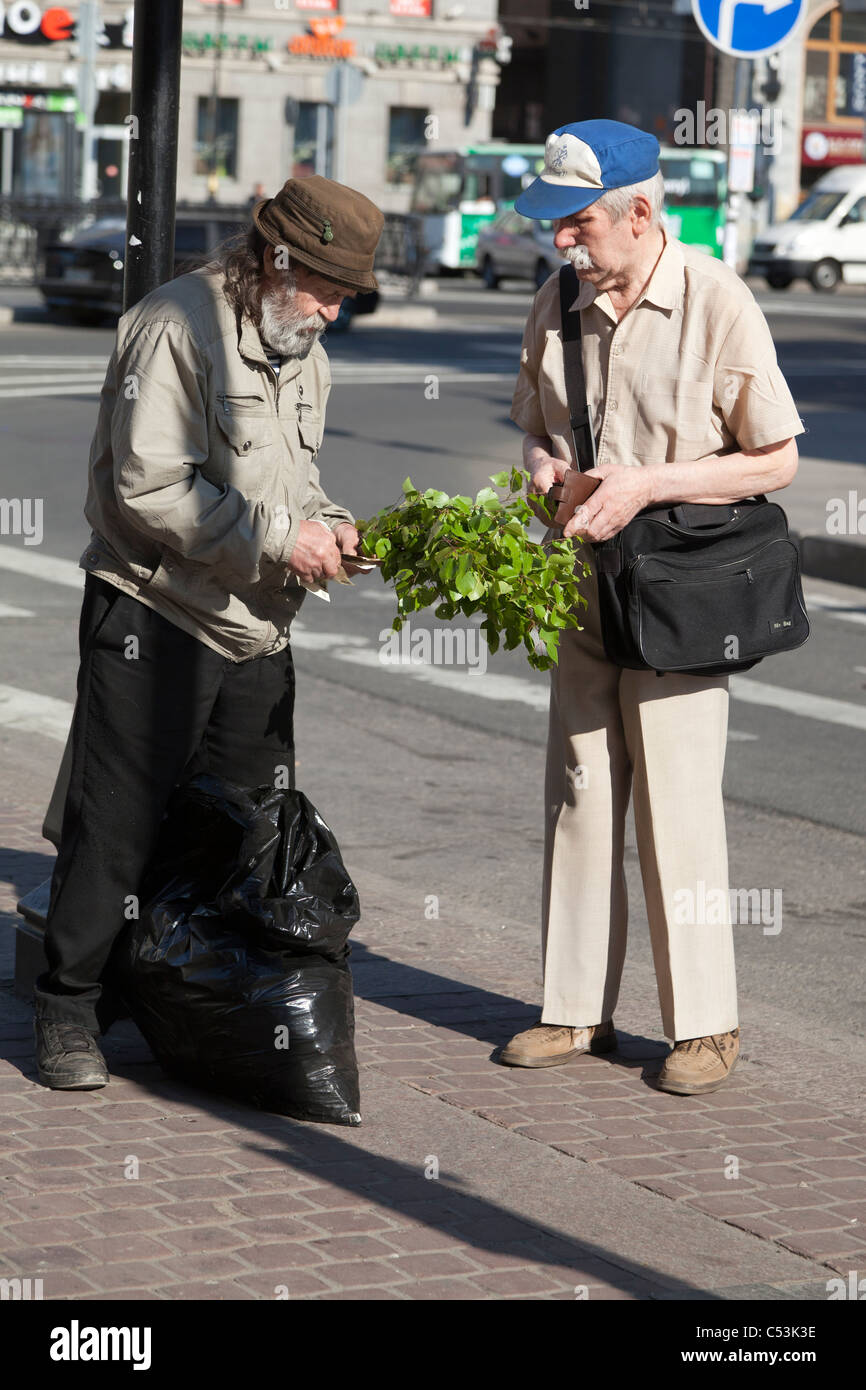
[656,1028,739,1095]
[498,1019,616,1068]
[35,1019,109,1090]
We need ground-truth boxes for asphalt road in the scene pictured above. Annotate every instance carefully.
[0,279,864,1044]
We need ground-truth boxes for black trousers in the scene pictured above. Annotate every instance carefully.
[34,574,295,1032]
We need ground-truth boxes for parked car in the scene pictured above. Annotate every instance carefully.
[329,286,379,331]
[38,210,379,324]
[747,165,866,292]
[474,209,562,290]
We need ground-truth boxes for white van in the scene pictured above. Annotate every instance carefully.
[747,164,866,291]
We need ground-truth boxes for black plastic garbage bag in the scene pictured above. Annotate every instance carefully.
[111,774,362,1125]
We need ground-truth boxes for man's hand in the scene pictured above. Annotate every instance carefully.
[285,519,343,585]
[528,449,569,497]
[331,520,369,577]
[561,462,651,542]
[526,449,570,523]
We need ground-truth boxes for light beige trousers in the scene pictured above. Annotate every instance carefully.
[541,565,739,1042]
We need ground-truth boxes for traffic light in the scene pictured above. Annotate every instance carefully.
[760,56,781,105]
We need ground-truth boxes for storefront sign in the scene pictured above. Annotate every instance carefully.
[727,110,757,192]
[373,42,461,67]
[847,51,866,117]
[289,17,355,58]
[0,3,133,48]
[389,0,432,16]
[0,86,75,110]
[0,3,74,41]
[293,0,338,11]
[802,125,864,165]
[0,56,46,81]
[182,32,274,57]
[0,57,126,87]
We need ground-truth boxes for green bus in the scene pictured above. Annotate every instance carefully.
[411,141,728,273]
[659,146,727,258]
[411,143,545,273]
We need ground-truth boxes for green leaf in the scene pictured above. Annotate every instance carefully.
[455,568,479,597]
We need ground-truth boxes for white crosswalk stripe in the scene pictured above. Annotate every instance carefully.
[0,373,109,387]
[0,382,108,399]
[0,356,516,398]
[728,675,866,731]
[804,590,866,626]
[0,547,84,587]
[0,357,110,366]
[0,683,72,743]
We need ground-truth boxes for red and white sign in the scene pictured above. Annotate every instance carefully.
[289,15,355,57]
[802,126,864,166]
[294,0,339,11]
[389,0,432,16]
[0,4,74,40]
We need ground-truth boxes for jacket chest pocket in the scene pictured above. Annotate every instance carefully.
[633,374,714,461]
[210,397,279,496]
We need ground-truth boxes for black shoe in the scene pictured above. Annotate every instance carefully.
[34,1019,109,1090]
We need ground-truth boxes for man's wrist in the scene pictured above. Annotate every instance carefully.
[526,445,550,466]
[640,465,663,508]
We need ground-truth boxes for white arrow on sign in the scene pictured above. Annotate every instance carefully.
[717,0,793,52]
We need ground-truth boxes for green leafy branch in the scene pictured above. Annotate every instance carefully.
[356,467,590,671]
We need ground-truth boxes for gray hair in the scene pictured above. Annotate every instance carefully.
[596,169,665,225]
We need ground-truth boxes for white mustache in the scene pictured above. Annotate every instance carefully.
[562,244,597,271]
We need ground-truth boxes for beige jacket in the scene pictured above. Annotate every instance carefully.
[80,265,354,661]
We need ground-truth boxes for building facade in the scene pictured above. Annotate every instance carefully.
[492,0,866,247]
[0,0,502,208]
[787,0,866,202]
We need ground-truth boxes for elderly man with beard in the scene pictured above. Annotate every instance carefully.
[498,122,803,1094]
[33,176,383,1090]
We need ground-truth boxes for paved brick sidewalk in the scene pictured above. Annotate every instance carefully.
[1,848,863,1301]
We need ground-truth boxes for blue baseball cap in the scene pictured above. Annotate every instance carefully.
[515,119,660,221]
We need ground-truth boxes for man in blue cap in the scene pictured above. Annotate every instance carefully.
[499,120,804,1093]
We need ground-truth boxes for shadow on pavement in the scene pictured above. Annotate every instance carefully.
[0,1021,720,1302]
[1,908,713,1301]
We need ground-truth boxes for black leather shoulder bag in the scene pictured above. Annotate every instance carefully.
[557,263,810,676]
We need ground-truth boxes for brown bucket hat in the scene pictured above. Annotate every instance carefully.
[252,175,384,293]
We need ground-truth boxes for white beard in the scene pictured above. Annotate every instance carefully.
[258,282,327,359]
[562,244,598,271]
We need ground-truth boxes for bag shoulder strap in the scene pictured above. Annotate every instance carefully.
[558,263,597,475]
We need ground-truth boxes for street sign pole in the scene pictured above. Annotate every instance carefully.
[692,0,803,269]
[123,0,184,314]
[722,58,756,268]
[325,62,363,188]
[76,0,99,202]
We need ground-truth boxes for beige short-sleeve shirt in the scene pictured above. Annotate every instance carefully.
[510,233,805,470]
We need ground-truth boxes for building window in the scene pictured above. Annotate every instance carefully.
[804,48,829,122]
[195,96,239,179]
[386,107,427,185]
[292,102,333,179]
[12,110,65,196]
[804,4,866,125]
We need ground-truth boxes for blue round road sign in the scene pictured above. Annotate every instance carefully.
[691,0,804,58]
